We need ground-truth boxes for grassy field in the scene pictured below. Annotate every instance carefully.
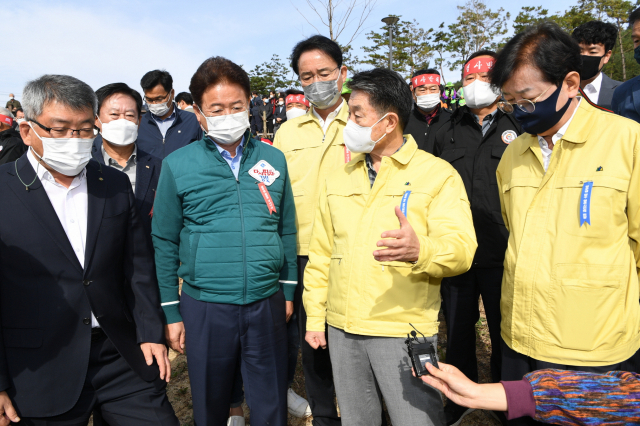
[165,300,501,426]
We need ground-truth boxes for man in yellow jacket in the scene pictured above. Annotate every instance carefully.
[492,23,640,425]
[273,35,350,423]
[304,68,477,426]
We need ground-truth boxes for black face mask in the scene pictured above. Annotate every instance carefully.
[579,54,604,81]
[513,85,572,135]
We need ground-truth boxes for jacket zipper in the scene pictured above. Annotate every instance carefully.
[235,141,251,304]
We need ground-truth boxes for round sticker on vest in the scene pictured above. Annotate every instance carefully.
[502,130,517,144]
[249,160,281,186]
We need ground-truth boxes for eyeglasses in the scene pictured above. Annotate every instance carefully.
[144,92,171,104]
[497,85,555,114]
[300,67,339,85]
[30,119,95,138]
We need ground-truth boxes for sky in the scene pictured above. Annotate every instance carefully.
[2,0,581,102]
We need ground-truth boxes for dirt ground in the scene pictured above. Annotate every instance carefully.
[164,298,501,426]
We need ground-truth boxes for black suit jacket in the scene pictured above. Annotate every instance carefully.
[595,73,621,110]
[91,137,162,236]
[0,155,165,417]
[274,105,287,123]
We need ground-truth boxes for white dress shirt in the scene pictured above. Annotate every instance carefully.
[27,150,99,327]
[537,98,581,172]
[583,72,603,104]
[312,98,344,133]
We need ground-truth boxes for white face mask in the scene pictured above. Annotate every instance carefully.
[147,92,173,116]
[416,93,441,111]
[278,101,284,106]
[463,80,500,109]
[286,108,307,121]
[303,79,342,110]
[16,118,25,124]
[198,106,249,145]
[28,122,95,176]
[342,113,388,154]
[99,118,138,146]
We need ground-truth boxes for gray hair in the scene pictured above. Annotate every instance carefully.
[0,107,14,118]
[22,74,97,120]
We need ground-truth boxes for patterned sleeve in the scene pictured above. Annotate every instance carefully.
[526,369,640,425]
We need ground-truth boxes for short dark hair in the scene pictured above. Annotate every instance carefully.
[285,89,304,96]
[572,20,618,52]
[14,107,23,113]
[95,83,143,116]
[290,35,343,76]
[490,22,581,89]
[189,56,251,107]
[347,68,413,129]
[175,92,194,105]
[140,70,173,93]
[630,6,640,26]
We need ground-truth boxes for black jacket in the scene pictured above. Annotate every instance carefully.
[137,106,202,159]
[274,105,287,123]
[433,106,522,268]
[0,156,165,417]
[91,136,162,237]
[0,128,27,166]
[259,103,273,120]
[404,104,452,153]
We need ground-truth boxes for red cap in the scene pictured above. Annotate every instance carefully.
[0,114,13,126]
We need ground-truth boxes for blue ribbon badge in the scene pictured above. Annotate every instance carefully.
[400,190,411,218]
[580,181,593,226]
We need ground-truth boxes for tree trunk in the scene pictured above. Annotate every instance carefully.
[328,0,334,41]
[618,18,627,81]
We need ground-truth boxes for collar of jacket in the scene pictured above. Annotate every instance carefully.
[299,98,349,127]
[517,98,593,156]
[412,103,450,123]
[351,134,419,167]
[452,104,502,124]
[144,104,184,128]
[202,129,256,161]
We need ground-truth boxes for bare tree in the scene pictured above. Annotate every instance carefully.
[293,0,377,46]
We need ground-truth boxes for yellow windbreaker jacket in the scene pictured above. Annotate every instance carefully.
[497,100,640,366]
[273,102,350,255]
[303,136,477,337]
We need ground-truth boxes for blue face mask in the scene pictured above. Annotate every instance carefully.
[634,45,640,65]
[513,85,571,135]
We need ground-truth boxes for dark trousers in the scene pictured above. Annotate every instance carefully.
[229,291,301,406]
[441,267,503,384]
[251,117,263,135]
[20,330,177,426]
[501,339,640,425]
[298,256,341,426]
[181,290,288,426]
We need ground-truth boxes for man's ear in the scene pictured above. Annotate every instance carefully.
[564,71,581,98]
[384,113,399,134]
[603,49,613,65]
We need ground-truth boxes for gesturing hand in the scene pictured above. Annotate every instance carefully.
[140,343,172,383]
[373,206,420,262]
[305,331,327,350]
[0,391,19,426]
[416,362,508,412]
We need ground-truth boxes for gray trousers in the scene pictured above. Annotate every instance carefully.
[328,326,445,426]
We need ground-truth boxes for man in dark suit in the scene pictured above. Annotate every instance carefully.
[92,83,161,236]
[0,74,178,425]
[273,94,287,135]
[259,96,274,135]
[572,20,621,110]
[612,6,640,122]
